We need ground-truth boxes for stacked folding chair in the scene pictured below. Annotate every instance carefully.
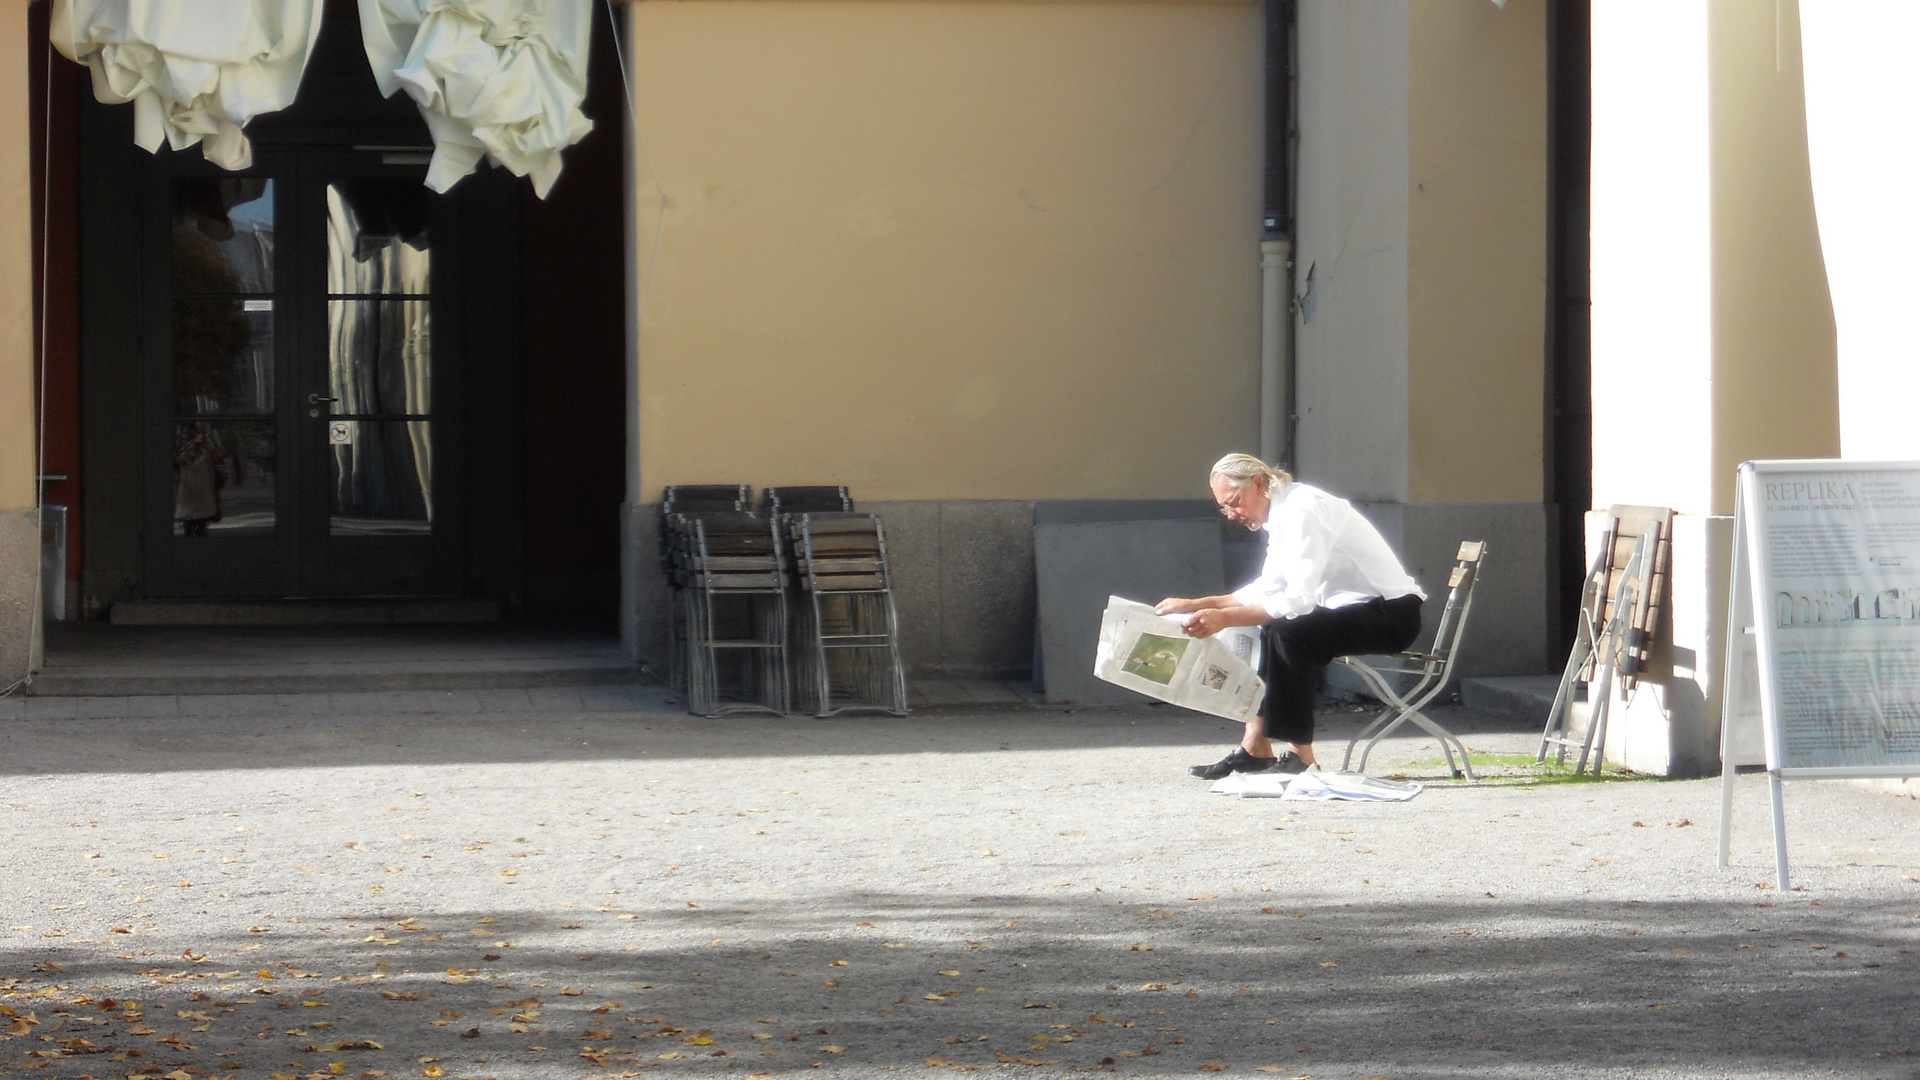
[785,512,908,716]
[659,485,752,697]
[760,485,854,517]
[1538,505,1673,773]
[669,509,789,717]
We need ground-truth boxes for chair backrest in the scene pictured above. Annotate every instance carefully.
[1422,540,1488,678]
[762,486,854,517]
[788,512,891,593]
[663,484,752,514]
[673,511,784,590]
[658,486,753,574]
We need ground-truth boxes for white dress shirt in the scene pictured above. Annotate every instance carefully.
[1230,482,1425,620]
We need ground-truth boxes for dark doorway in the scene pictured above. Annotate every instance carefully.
[69,10,625,619]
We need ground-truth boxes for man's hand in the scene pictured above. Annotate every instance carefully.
[1155,597,1200,616]
[1183,608,1224,638]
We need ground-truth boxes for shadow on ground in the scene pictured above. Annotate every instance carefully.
[4,891,1916,1078]
[0,705,1542,780]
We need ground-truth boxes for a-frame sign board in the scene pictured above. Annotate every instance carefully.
[1719,460,1920,889]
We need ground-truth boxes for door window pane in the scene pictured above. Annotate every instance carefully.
[172,421,277,537]
[328,299,430,416]
[173,178,274,293]
[173,298,273,414]
[327,180,430,295]
[330,420,432,535]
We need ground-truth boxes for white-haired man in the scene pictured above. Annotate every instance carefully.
[1157,454,1426,778]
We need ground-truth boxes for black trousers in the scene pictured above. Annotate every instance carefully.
[1259,594,1424,745]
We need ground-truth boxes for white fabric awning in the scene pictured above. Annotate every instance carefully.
[358,0,594,198]
[51,0,325,171]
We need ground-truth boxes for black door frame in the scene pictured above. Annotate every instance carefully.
[78,21,524,609]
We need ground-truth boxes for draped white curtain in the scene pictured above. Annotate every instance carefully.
[1799,3,1920,461]
[52,0,594,198]
[51,0,325,171]
[358,0,594,198]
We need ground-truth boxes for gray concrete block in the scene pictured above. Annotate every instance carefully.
[937,502,1034,679]
[0,508,40,690]
[863,501,943,678]
[1461,674,1562,721]
[1360,500,1554,681]
[1034,519,1226,705]
[622,502,671,667]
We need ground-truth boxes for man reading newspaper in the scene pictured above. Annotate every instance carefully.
[1155,454,1426,779]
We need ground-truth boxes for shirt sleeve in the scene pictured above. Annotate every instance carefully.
[1231,499,1337,620]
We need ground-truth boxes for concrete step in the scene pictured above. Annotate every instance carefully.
[31,623,637,697]
[1460,674,1563,722]
[110,598,501,626]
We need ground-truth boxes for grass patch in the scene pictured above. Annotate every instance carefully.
[1391,750,1666,788]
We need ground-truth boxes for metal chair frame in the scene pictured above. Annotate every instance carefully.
[787,512,908,717]
[1337,540,1488,780]
[658,485,751,697]
[675,511,790,717]
[1537,507,1669,774]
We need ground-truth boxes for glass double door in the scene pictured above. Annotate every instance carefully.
[149,149,463,597]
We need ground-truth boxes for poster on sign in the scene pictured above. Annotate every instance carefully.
[1719,460,1920,888]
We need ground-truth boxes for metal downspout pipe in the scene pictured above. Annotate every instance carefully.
[1259,0,1296,468]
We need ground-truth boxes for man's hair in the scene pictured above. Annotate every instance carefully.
[1209,453,1292,491]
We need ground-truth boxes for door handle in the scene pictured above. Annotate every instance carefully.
[307,393,339,405]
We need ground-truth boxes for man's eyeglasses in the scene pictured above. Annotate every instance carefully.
[1218,488,1247,517]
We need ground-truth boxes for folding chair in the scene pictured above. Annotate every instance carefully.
[760,486,854,518]
[786,512,908,716]
[1337,541,1488,780]
[1538,505,1672,774]
[658,485,751,696]
[673,510,790,717]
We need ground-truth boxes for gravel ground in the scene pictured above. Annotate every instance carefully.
[3,695,1919,1080]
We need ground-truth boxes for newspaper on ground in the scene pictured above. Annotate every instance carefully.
[1208,768,1424,802]
[1092,596,1265,722]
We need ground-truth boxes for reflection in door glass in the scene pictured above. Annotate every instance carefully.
[327,180,431,537]
[327,180,429,294]
[173,421,276,537]
[173,299,273,414]
[330,420,432,535]
[328,299,430,415]
[173,178,274,293]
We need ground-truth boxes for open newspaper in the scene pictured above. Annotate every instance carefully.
[1092,596,1265,722]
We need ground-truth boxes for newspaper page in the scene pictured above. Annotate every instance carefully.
[1752,466,1920,769]
[1092,596,1265,722]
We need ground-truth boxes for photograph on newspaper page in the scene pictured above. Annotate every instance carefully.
[1093,596,1265,722]
[1750,465,1920,770]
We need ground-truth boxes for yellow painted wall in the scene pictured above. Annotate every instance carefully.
[0,3,35,512]
[1707,0,1837,515]
[1405,0,1547,506]
[626,0,1263,502]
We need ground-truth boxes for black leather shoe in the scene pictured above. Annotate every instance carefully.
[1268,751,1310,775]
[1189,747,1278,780]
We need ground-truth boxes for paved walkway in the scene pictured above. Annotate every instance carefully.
[3,697,1918,1079]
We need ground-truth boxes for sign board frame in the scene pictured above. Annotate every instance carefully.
[1719,459,1920,889]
